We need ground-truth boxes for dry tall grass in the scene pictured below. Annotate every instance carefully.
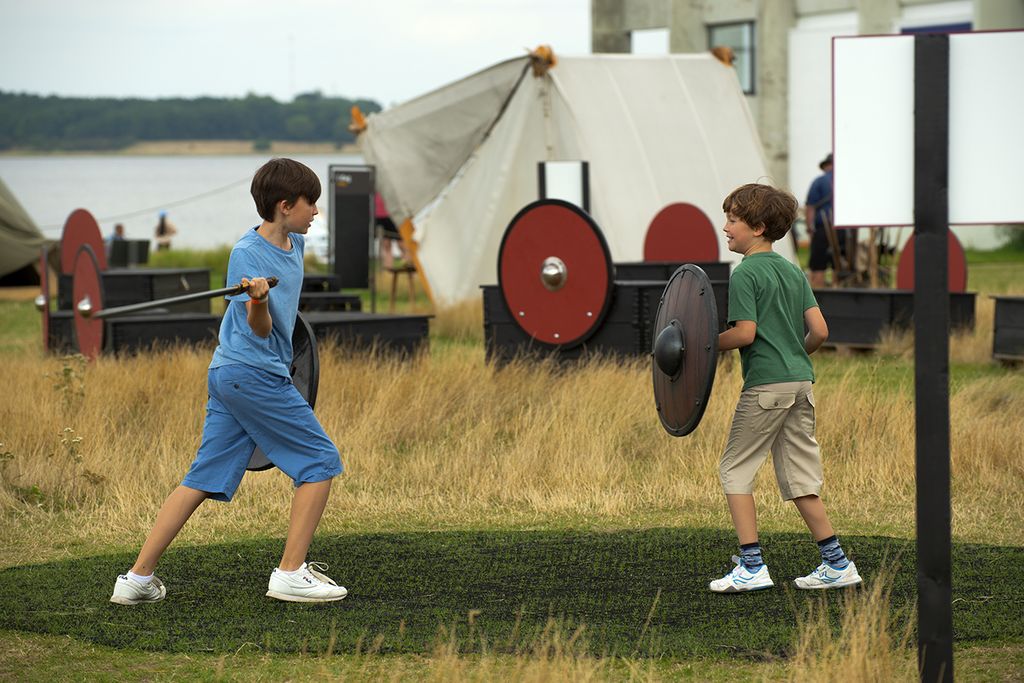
[2,330,1022,568]
[788,569,915,682]
[876,294,997,364]
[2,335,1021,679]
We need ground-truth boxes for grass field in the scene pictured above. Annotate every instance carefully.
[1,248,1022,680]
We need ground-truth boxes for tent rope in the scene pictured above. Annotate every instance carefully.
[39,175,252,229]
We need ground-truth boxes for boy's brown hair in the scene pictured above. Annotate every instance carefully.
[251,158,322,221]
[722,183,798,242]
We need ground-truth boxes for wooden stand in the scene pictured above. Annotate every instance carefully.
[386,263,417,312]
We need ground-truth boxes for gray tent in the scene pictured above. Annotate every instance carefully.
[0,177,50,279]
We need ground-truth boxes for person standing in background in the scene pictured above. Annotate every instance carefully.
[804,154,842,288]
[106,223,126,260]
[155,211,178,251]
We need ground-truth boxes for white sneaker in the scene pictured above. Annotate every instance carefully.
[110,574,167,605]
[709,556,775,593]
[266,561,348,603]
[794,560,863,590]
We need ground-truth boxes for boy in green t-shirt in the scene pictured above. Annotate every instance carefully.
[710,183,862,593]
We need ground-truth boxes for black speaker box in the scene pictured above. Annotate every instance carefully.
[328,165,375,289]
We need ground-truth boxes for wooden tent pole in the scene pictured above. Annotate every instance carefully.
[398,218,435,308]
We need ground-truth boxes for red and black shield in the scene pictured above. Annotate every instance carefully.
[498,199,613,348]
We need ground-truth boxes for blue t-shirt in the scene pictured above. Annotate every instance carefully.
[805,170,833,228]
[209,228,304,378]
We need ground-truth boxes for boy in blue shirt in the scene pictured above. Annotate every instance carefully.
[111,158,347,605]
[710,183,862,593]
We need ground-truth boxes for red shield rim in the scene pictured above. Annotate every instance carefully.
[498,199,613,348]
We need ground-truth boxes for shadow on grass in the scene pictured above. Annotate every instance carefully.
[0,528,1019,659]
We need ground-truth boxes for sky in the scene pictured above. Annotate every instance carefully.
[0,0,593,107]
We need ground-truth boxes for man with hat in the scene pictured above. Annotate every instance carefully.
[804,153,844,288]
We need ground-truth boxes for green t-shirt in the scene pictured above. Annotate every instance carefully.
[728,251,818,390]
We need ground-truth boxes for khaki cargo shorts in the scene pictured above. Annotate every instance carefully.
[719,381,822,500]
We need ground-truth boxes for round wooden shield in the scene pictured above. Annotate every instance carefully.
[895,231,967,292]
[498,199,613,348]
[651,265,718,437]
[247,313,320,471]
[72,245,105,360]
[643,202,719,262]
[61,209,107,275]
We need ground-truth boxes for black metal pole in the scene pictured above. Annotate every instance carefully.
[914,33,953,683]
[90,277,278,319]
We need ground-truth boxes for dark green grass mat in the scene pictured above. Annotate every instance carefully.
[1,529,1020,658]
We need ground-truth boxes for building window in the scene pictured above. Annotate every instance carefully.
[708,21,755,94]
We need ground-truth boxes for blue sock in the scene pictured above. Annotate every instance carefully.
[817,535,850,569]
[739,542,764,571]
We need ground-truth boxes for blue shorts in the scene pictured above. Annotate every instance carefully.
[182,364,342,502]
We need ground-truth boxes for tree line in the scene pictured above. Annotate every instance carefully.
[0,91,382,151]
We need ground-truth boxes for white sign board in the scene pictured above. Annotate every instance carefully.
[539,161,589,211]
[833,31,1024,227]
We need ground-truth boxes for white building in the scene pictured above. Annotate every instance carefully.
[591,0,1024,247]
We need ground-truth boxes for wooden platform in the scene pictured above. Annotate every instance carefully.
[49,310,219,355]
[481,280,729,365]
[614,261,730,282]
[105,312,220,353]
[57,268,211,313]
[814,288,976,348]
[298,292,362,312]
[993,295,1024,362]
[302,312,431,356]
[301,274,340,292]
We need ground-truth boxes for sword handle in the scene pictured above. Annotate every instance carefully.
[232,276,279,296]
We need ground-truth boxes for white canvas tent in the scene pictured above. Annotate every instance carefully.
[358,53,796,305]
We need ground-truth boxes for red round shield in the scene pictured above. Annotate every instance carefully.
[651,265,719,437]
[643,202,719,262]
[73,245,105,360]
[498,200,613,347]
[61,209,107,275]
[895,231,967,292]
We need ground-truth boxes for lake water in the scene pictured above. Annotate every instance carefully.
[0,153,1009,251]
[0,153,362,250]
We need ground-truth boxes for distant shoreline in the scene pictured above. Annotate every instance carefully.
[0,140,361,157]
